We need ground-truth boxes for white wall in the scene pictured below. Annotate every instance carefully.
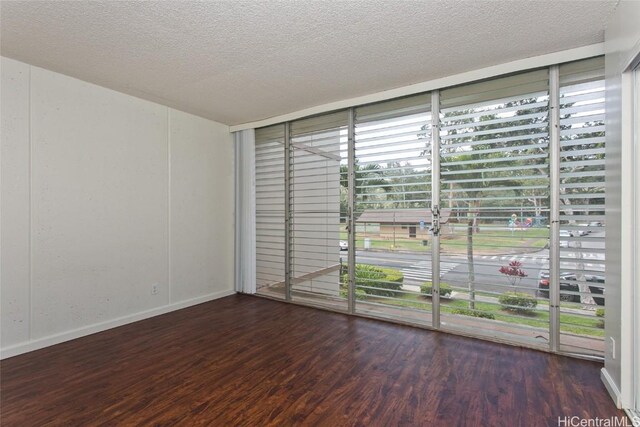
[1,57,235,358]
[602,0,640,411]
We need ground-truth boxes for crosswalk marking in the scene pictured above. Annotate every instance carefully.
[563,252,604,260]
[482,255,546,265]
[400,261,459,284]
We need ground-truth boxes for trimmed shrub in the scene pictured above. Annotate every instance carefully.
[339,286,367,301]
[498,292,538,314]
[595,308,605,317]
[342,264,404,297]
[382,267,404,286]
[420,282,453,298]
[451,308,495,320]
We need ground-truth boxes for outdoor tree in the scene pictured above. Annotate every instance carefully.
[340,160,391,219]
[418,96,548,309]
[498,260,528,290]
[382,162,430,210]
[557,93,605,306]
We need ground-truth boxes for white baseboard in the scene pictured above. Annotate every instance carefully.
[601,367,622,408]
[0,289,236,360]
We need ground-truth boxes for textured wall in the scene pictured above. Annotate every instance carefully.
[0,57,235,357]
[603,0,640,409]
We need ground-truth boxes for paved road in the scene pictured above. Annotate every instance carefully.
[340,249,547,294]
[444,252,546,295]
[339,231,605,296]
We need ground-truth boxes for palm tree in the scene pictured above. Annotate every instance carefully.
[340,161,391,217]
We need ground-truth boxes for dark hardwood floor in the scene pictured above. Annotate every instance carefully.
[1,294,625,426]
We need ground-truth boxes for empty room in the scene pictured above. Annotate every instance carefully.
[1,1,639,425]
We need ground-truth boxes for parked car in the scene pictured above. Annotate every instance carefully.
[537,271,604,305]
[573,225,590,236]
[339,240,348,251]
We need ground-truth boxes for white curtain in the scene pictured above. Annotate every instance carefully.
[234,129,256,294]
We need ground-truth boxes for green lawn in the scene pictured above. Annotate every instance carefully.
[441,228,548,254]
[341,227,548,255]
[360,291,603,337]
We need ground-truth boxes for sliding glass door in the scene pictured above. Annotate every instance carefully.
[352,95,433,325]
[437,70,551,347]
[254,57,607,357]
[557,58,606,355]
[289,112,349,310]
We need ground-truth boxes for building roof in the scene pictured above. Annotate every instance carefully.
[355,209,450,225]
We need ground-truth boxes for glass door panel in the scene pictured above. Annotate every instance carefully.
[289,112,349,311]
[438,71,552,348]
[557,58,606,355]
[353,95,433,325]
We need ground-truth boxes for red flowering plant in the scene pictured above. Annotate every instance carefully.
[498,260,528,290]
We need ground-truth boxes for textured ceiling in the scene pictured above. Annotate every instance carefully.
[0,0,618,126]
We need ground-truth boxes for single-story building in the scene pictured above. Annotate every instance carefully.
[355,209,451,240]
